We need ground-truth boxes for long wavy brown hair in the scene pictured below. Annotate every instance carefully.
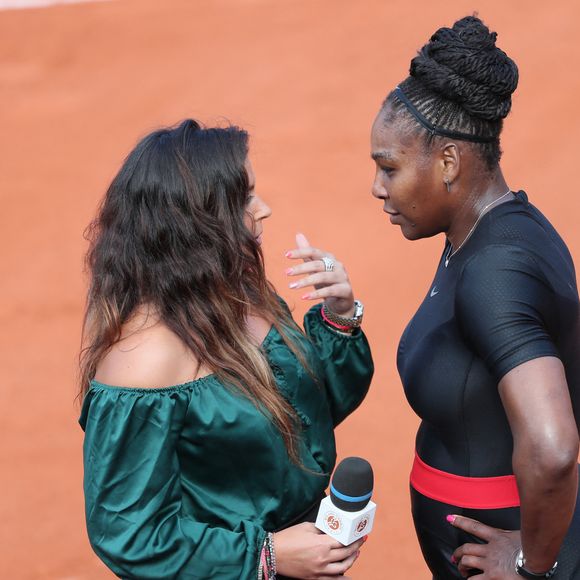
[80,119,308,462]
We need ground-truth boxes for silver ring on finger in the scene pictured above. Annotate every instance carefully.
[321,256,335,272]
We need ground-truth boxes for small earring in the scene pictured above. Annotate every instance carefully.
[444,178,451,193]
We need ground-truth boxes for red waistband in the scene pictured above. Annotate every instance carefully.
[410,452,520,510]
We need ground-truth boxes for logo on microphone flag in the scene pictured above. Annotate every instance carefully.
[355,517,369,534]
[324,512,342,533]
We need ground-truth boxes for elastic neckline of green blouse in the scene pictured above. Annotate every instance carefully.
[89,324,278,394]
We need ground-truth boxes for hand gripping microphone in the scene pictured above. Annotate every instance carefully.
[315,457,377,545]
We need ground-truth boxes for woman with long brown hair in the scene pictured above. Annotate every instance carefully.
[79,119,373,579]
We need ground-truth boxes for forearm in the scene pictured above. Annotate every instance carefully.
[515,447,579,572]
[303,305,373,425]
[89,515,266,579]
[495,357,580,574]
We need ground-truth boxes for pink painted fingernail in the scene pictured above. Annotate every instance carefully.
[451,555,457,564]
[446,515,456,524]
[289,282,298,289]
[301,293,310,300]
[285,251,292,258]
[285,268,293,275]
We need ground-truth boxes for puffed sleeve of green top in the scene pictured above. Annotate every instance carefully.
[303,303,374,426]
[79,386,265,580]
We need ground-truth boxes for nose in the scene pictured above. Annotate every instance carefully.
[371,173,388,200]
[256,197,272,221]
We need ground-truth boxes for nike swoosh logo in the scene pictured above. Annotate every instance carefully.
[430,287,439,297]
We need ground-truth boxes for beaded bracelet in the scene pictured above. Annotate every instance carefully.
[320,306,354,333]
[257,532,276,580]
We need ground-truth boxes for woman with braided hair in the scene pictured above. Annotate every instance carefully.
[370,15,580,579]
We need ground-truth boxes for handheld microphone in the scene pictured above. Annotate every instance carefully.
[315,457,377,545]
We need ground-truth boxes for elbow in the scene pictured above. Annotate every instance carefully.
[87,528,123,574]
[516,431,579,482]
[86,519,137,577]
[545,430,579,477]
[539,448,579,481]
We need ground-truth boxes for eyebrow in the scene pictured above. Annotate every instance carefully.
[371,150,395,161]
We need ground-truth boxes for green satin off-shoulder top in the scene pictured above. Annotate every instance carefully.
[79,303,374,579]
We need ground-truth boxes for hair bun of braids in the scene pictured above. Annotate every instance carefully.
[409,15,518,121]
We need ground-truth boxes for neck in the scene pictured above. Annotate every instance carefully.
[446,172,511,251]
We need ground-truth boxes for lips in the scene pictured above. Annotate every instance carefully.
[383,208,401,224]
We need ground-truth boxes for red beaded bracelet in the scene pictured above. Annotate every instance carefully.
[320,306,354,332]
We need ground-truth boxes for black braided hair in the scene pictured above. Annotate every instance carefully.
[383,16,519,168]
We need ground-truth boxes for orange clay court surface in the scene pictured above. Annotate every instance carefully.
[1,0,579,578]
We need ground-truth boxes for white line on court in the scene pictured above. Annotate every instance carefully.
[0,0,113,10]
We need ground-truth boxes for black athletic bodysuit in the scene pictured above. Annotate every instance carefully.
[397,191,580,579]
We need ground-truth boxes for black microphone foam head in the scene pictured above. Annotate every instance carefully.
[330,457,374,512]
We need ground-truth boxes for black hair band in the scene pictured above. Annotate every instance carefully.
[394,87,498,144]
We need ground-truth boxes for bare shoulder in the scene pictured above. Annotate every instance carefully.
[94,312,208,389]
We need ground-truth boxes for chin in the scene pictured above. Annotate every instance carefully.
[401,226,440,242]
[400,226,423,241]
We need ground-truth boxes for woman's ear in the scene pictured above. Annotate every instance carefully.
[440,142,460,191]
